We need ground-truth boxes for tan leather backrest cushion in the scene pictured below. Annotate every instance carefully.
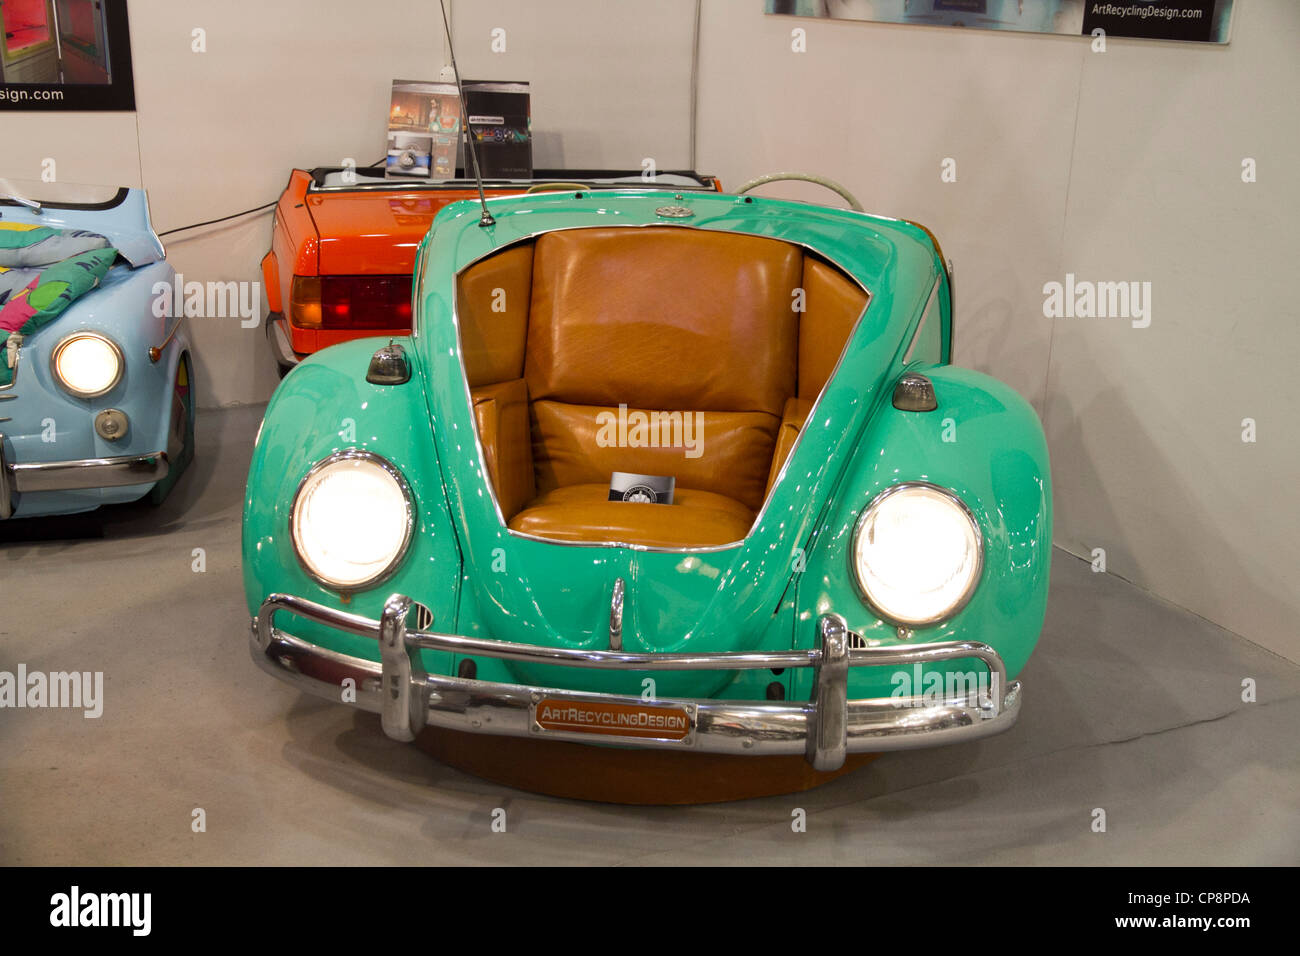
[764,396,814,495]
[471,378,535,520]
[458,243,533,388]
[798,255,868,400]
[525,227,801,416]
[532,400,779,513]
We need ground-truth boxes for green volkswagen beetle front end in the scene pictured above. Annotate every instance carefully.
[243,187,1051,771]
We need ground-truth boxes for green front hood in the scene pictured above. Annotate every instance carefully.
[412,190,944,699]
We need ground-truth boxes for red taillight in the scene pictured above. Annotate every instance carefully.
[318,275,413,330]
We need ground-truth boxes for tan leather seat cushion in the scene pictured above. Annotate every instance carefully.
[471,378,535,519]
[508,484,756,548]
[764,396,815,494]
[454,230,868,546]
[530,400,778,513]
[798,256,868,400]
[525,227,801,415]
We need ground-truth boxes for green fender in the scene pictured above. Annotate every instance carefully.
[791,364,1052,700]
[241,337,461,676]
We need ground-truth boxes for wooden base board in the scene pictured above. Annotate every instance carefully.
[415,728,879,805]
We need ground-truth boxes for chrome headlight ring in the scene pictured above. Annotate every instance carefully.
[49,331,124,399]
[289,449,416,592]
[850,481,984,629]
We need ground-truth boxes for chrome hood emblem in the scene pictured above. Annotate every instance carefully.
[654,205,694,219]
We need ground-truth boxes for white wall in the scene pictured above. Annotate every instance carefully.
[1044,6,1299,664]
[693,0,1298,662]
[1,0,1295,662]
[695,4,1087,415]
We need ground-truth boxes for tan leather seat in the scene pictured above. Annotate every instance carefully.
[510,484,756,549]
[765,397,815,495]
[471,379,534,520]
[454,227,868,548]
[529,401,779,514]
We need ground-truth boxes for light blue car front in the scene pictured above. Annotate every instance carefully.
[0,188,193,519]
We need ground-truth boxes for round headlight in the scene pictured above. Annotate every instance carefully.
[290,451,414,590]
[851,483,982,627]
[50,332,123,398]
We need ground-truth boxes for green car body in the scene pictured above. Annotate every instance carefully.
[243,189,1051,768]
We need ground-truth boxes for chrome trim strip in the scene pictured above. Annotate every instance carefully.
[253,594,1019,769]
[441,218,874,554]
[6,449,167,494]
[306,175,717,195]
[901,275,941,366]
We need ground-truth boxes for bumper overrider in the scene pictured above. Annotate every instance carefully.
[253,594,1023,771]
[0,432,168,519]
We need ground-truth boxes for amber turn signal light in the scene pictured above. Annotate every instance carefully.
[288,276,323,329]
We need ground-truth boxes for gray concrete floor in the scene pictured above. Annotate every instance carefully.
[1,404,1297,865]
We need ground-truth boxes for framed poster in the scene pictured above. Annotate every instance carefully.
[766,1,1235,45]
[464,80,532,180]
[387,80,463,180]
[0,0,135,110]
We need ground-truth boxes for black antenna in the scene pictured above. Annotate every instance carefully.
[439,0,495,227]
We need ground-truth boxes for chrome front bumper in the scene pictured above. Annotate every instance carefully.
[0,432,168,519]
[252,593,1022,771]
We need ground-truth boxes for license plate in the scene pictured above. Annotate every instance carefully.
[530,696,694,744]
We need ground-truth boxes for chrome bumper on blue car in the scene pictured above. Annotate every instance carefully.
[0,432,168,519]
[252,593,1022,771]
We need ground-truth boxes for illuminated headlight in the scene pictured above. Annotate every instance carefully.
[290,451,414,590]
[50,332,123,398]
[851,483,982,627]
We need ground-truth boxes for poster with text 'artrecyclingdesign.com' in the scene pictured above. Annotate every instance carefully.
[0,0,135,110]
[766,1,1235,44]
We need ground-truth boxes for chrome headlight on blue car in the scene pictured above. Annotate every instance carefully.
[290,450,414,590]
[50,331,123,398]
[852,482,983,628]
